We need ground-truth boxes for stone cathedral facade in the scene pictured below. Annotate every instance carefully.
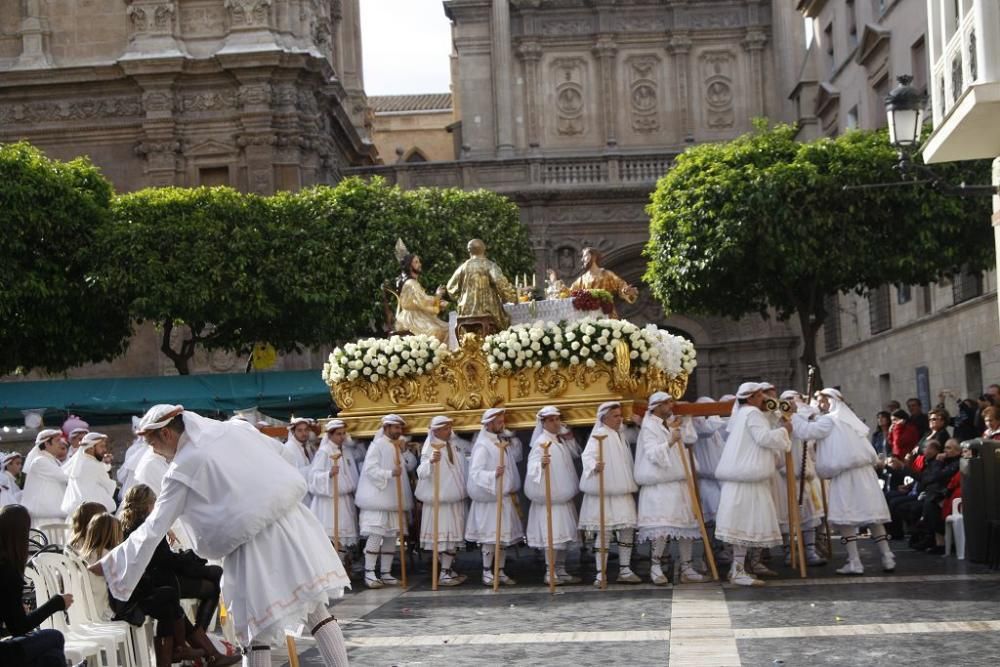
[356,0,808,398]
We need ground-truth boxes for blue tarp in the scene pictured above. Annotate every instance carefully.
[0,371,333,424]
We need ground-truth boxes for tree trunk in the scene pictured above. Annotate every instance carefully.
[796,309,824,390]
[160,319,196,375]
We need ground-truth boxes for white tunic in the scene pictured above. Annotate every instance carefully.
[117,438,146,498]
[61,452,116,516]
[355,435,414,537]
[308,439,360,546]
[284,436,316,507]
[714,406,790,548]
[693,415,726,522]
[21,450,68,526]
[99,414,348,647]
[465,431,524,546]
[415,437,468,550]
[773,433,824,531]
[792,412,890,526]
[634,415,701,541]
[524,430,580,548]
[133,448,169,495]
[0,469,22,508]
[578,424,638,531]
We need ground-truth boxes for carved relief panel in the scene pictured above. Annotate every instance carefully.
[549,57,588,138]
[698,50,736,130]
[625,54,661,135]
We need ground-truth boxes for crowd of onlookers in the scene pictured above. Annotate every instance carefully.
[871,383,1000,556]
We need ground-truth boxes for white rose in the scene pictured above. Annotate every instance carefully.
[560,349,570,358]
[503,361,512,370]
[629,351,639,359]
[570,356,579,365]
[586,358,596,367]
[549,362,558,369]
[640,352,650,362]
[582,335,591,344]
[490,363,499,372]
[603,352,614,362]
[581,347,590,357]
[348,370,358,380]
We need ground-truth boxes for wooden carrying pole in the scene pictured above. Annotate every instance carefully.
[784,450,808,578]
[675,430,719,581]
[331,450,342,554]
[431,441,446,592]
[493,439,509,592]
[540,441,557,594]
[392,439,408,588]
[594,434,608,590]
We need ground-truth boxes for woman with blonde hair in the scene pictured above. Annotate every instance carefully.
[78,512,122,621]
[67,501,107,554]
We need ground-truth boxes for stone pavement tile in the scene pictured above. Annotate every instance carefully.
[344,639,669,667]
[736,631,1000,667]
[342,588,672,637]
[724,580,1000,629]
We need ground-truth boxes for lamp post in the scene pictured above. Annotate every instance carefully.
[885,75,926,150]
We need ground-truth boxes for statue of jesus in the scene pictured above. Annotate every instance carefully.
[570,247,638,319]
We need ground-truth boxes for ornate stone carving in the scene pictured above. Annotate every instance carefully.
[179,4,226,35]
[237,83,272,108]
[142,90,173,113]
[178,91,238,112]
[688,11,743,30]
[551,57,586,136]
[224,0,271,28]
[613,15,667,33]
[626,55,660,134]
[0,97,142,125]
[699,51,735,129]
[126,1,175,35]
[541,19,591,36]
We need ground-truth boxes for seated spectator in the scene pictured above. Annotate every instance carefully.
[77,512,121,622]
[0,453,23,509]
[975,393,996,436]
[910,438,963,554]
[61,432,117,517]
[0,505,70,667]
[66,501,107,554]
[907,397,930,436]
[952,398,981,442]
[983,406,1000,440]
[871,411,891,456]
[920,409,952,452]
[888,410,920,459]
[885,441,938,540]
[119,485,239,667]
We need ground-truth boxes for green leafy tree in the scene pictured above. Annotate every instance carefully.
[0,142,131,375]
[644,123,993,384]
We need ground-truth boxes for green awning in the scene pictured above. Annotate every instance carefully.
[0,371,334,425]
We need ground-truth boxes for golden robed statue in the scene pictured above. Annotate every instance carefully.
[445,239,517,330]
[570,247,638,319]
[394,241,449,343]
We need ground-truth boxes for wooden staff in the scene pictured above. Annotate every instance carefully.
[430,441,446,592]
[493,438,509,593]
[286,635,301,667]
[540,441,557,594]
[392,438,408,588]
[594,433,608,590]
[673,422,719,581]
[331,450,342,554]
[798,365,817,505]
[784,449,807,578]
[820,478,833,555]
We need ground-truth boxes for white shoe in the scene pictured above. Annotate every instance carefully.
[498,570,516,586]
[364,572,384,589]
[482,570,494,586]
[380,573,400,585]
[650,564,669,586]
[729,563,764,587]
[679,562,709,584]
[593,575,606,587]
[617,567,641,584]
[806,547,828,566]
[557,571,582,584]
[543,573,564,586]
[439,570,464,587]
[750,561,778,577]
[881,553,896,573]
[836,559,864,575]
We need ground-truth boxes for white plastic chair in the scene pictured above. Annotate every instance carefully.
[35,521,70,546]
[24,563,105,666]
[945,497,965,560]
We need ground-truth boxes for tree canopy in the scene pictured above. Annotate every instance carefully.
[643,122,993,381]
[0,142,132,375]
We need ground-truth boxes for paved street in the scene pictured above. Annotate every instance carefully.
[280,538,999,666]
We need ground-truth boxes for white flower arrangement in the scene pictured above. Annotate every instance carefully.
[323,334,449,385]
[482,317,696,376]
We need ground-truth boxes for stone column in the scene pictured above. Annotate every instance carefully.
[593,36,618,148]
[742,27,768,119]
[667,33,694,143]
[233,72,277,194]
[491,0,515,157]
[517,40,542,152]
[133,74,182,186]
[13,0,53,69]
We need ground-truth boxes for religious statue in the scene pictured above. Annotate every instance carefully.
[394,239,449,343]
[444,239,517,330]
[545,269,567,300]
[570,247,638,319]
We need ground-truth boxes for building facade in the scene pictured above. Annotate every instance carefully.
[351,0,808,399]
[369,93,457,163]
[791,0,1000,422]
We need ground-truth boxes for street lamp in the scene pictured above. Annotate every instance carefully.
[885,75,926,149]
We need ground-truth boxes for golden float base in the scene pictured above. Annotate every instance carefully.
[327,333,688,436]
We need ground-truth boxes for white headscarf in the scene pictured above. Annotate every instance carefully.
[136,404,184,435]
[819,388,869,438]
[589,401,623,443]
[373,413,406,441]
[531,405,561,447]
[1,451,22,470]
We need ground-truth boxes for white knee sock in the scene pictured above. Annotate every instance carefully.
[481,544,495,571]
[869,524,893,556]
[380,545,396,576]
[617,528,634,570]
[678,539,694,563]
[244,645,271,667]
[651,537,668,564]
[440,551,454,572]
[803,529,816,548]
[839,526,861,561]
[364,535,382,575]
[497,547,507,572]
[555,548,569,575]
[731,545,747,569]
[307,606,350,667]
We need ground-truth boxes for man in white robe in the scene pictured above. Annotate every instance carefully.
[579,401,641,586]
[465,408,524,586]
[792,388,895,575]
[525,406,581,586]
[635,393,710,585]
[116,417,146,499]
[21,429,70,527]
[0,452,23,508]
[692,396,729,565]
[61,432,116,515]
[415,415,469,587]
[778,390,826,567]
[355,414,413,589]
[309,419,360,568]
[285,417,318,507]
[91,405,350,667]
[715,383,792,586]
[132,446,169,495]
